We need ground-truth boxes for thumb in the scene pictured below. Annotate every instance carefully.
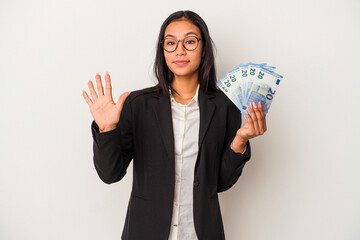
[116,92,130,111]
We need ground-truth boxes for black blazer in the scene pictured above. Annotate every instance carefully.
[91,86,251,240]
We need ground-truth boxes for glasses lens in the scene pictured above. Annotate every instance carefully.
[183,36,198,51]
[163,38,177,52]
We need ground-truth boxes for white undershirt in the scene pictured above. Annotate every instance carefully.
[168,84,200,240]
[167,84,245,239]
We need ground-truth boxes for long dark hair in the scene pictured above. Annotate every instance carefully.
[153,10,217,96]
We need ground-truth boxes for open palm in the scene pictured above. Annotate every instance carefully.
[82,72,129,133]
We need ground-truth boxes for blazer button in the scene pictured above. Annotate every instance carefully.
[193,180,199,187]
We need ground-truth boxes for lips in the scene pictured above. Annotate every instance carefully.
[174,60,189,66]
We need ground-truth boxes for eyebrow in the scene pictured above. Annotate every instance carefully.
[164,32,200,39]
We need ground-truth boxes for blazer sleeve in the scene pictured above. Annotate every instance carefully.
[90,94,134,184]
[217,103,251,193]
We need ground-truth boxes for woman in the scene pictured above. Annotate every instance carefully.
[82,10,266,240]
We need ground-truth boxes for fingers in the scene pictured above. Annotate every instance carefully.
[86,73,109,102]
[258,102,267,132]
[248,103,259,134]
[240,102,267,142]
[88,80,98,101]
[117,92,131,111]
[104,72,112,98]
[96,73,104,97]
[248,102,268,136]
[258,102,265,119]
[82,89,93,107]
[245,109,255,132]
[252,102,265,135]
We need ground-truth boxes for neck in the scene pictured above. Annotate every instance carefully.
[171,74,199,101]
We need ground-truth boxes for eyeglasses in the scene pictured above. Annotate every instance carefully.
[161,36,202,53]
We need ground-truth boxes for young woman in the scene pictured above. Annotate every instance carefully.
[82,10,266,240]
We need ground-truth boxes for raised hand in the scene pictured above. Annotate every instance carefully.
[231,101,267,153]
[82,72,130,133]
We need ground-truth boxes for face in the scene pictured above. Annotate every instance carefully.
[163,19,203,81]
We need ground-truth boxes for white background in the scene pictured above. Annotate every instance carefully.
[1,0,359,239]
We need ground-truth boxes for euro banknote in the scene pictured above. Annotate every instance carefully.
[217,62,283,116]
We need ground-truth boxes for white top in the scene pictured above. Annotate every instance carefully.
[168,84,200,240]
[167,84,245,239]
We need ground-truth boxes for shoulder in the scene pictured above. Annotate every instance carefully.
[126,86,161,102]
[209,88,237,108]
[207,88,242,120]
[212,88,229,101]
[124,86,166,110]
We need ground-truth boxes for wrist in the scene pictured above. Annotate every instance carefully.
[99,125,116,133]
[231,137,247,153]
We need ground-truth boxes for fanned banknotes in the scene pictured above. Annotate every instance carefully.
[217,62,283,116]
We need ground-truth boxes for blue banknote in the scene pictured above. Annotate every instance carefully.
[218,62,283,116]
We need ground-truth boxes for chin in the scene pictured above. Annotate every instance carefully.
[173,71,197,79]
[171,68,199,78]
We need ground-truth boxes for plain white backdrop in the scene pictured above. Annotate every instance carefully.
[0,0,359,239]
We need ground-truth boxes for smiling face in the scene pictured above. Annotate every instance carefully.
[163,19,203,81]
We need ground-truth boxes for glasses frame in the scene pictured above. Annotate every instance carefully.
[161,36,202,53]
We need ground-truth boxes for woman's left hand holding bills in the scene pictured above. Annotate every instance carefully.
[231,102,267,153]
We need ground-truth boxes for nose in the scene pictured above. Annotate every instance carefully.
[175,40,186,55]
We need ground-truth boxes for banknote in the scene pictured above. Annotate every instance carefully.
[225,64,248,108]
[218,62,283,116]
[217,76,245,114]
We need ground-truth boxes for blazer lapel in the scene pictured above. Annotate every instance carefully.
[152,88,216,162]
[198,89,216,149]
[152,92,175,163]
